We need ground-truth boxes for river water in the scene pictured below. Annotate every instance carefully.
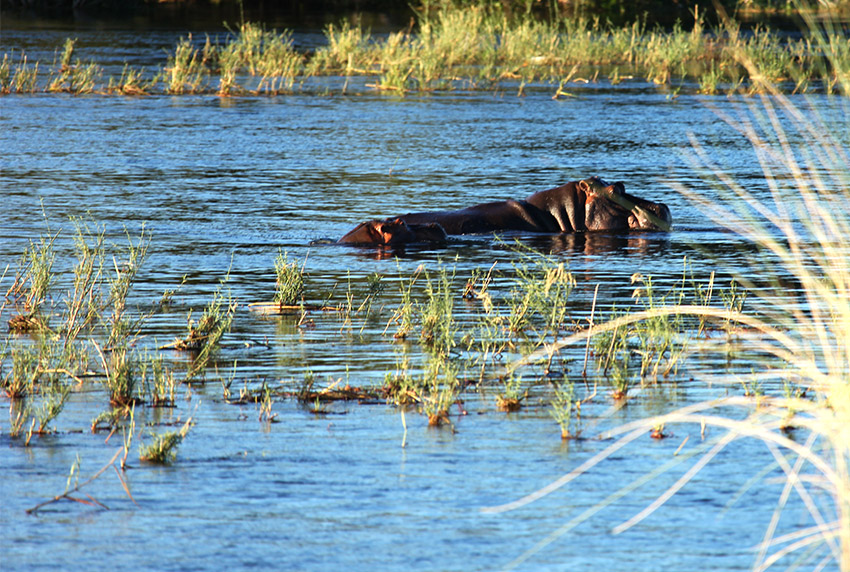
[1,27,845,571]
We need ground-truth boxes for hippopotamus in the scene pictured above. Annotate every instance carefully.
[338,177,671,245]
[338,217,448,245]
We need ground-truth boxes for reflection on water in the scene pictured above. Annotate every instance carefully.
[1,28,844,572]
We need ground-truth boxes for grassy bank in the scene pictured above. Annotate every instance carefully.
[1,5,849,96]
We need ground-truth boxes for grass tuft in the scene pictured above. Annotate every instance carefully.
[139,418,192,464]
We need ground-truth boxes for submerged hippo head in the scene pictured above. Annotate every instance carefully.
[579,177,672,232]
[338,217,448,245]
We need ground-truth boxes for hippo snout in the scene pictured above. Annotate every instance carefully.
[629,201,672,231]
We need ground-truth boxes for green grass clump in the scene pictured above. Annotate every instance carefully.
[107,64,157,95]
[0,52,40,94]
[273,251,305,307]
[495,372,525,412]
[165,35,210,94]
[8,233,57,333]
[549,380,577,439]
[421,355,461,427]
[2,344,41,399]
[181,282,237,381]
[46,39,101,94]
[418,265,457,357]
[139,418,192,464]
[4,5,850,97]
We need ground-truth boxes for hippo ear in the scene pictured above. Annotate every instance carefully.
[578,180,594,195]
[612,182,626,195]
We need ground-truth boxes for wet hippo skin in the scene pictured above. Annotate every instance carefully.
[339,177,672,245]
[338,217,448,245]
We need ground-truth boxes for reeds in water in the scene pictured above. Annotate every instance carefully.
[165,35,210,94]
[181,281,237,381]
[0,52,39,94]
[46,39,101,94]
[487,16,850,568]
[273,250,305,307]
[139,418,192,464]
[7,232,57,333]
[549,379,577,439]
[5,5,850,97]
[107,64,157,96]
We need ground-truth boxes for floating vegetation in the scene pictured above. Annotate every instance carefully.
[165,35,210,94]
[495,372,525,412]
[549,380,578,440]
[139,418,193,464]
[273,250,305,307]
[0,218,765,448]
[7,232,57,333]
[2,8,849,97]
[177,282,237,381]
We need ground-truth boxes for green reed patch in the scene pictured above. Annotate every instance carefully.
[1,219,759,447]
[548,379,578,440]
[139,418,192,464]
[274,250,305,307]
[177,280,237,382]
[3,6,850,97]
[7,233,57,333]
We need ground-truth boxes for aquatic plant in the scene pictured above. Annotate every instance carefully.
[61,217,105,352]
[628,272,689,380]
[549,379,577,439]
[254,29,302,94]
[165,35,209,94]
[7,233,57,333]
[27,385,70,442]
[273,250,304,307]
[418,264,457,357]
[46,39,101,94]
[107,63,157,95]
[421,354,460,427]
[496,372,524,412]
[105,225,150,349]
[487,15,850,568]
[139,418,192,464]
[94,341,138,406]
[387,264,421,340]
[506,252,575,340]
[308,21,372,74]
[383,368,420,407]
[0,53,11,93]
[181,280,237,381]
[90,406,131,433]
[258,384,278,423]
[4,5,850,98]
[2,344,40,399]
[0,52,40,94]
[140,351,175,407]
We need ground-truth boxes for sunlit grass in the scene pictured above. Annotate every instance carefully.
[3,5,850,97]
[486,13,850,569]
